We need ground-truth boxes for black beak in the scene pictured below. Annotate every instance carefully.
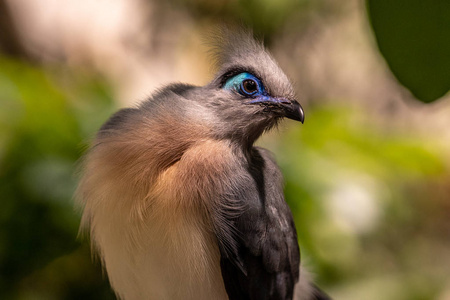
[247,96,305,123]
[282,100,304,123]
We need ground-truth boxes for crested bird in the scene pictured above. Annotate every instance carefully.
[76,30,330,300]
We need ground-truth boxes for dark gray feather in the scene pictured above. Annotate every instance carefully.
[217,147,300,300]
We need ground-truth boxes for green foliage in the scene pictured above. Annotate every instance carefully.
[0,57,116,299]
[170,0,313,43]
[261,105,450,298]
[366,0,450,102]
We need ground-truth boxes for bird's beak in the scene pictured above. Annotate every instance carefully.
[247,97,305,123]
[281,99,304,123]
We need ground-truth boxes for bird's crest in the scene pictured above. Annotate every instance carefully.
[206,26,265,71]
[206,26,295,102]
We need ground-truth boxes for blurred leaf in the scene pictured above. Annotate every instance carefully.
[265,104,449,290]
[171,0,312,42]
[0,57,115,299]
[366,0,450,102]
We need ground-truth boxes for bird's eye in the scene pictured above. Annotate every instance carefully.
[223,72,264,98]
[241,79,257,95]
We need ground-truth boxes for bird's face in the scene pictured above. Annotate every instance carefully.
[221,70,304,123]
[201,64,304,146]
[190,30,304,146]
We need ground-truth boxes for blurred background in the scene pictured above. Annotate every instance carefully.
[1,0,449,299]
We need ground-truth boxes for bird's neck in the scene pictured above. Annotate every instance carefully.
[225,118,278,152]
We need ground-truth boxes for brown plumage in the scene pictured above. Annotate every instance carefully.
[76,30,330,300]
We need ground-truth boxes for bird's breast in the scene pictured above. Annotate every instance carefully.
[80,138,240,300]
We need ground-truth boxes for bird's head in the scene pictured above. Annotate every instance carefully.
[198,29,304,147]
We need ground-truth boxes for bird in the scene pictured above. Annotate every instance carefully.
[76,29,330,300]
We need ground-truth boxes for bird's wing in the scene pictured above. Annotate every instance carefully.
[216,147,300,300]
[311,285,332,300]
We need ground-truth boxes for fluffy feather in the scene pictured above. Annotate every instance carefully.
[76,29,326,300]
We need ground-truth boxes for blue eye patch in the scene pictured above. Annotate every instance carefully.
[223,72,265,97]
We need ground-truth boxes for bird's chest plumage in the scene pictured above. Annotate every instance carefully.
[80,127,300,300]
[125,208,228,300]
[78,110,299,300]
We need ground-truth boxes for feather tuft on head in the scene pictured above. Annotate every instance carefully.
[206,26,265,71]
